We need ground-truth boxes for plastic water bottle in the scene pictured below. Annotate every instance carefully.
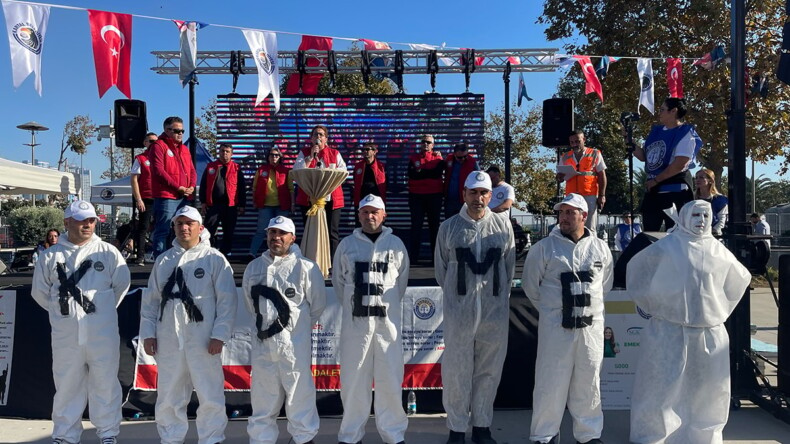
[407,391,417,415]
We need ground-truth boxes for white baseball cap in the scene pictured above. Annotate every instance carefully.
[359,194,385,211]
[171,205,203,224]
[64,200,98,221]
[267,216,296,234]
[553,193,588,213]
[464,170,493,191]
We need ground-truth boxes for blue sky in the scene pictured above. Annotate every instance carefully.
[0,0,781,186]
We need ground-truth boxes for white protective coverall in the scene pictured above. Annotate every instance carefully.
[434,205,515,432]
[332,226,410,444]
[627,200,750,444]
[140,234,237,444]
[242,246,326,444]
[31,234,130,444]
[521,226,612,443]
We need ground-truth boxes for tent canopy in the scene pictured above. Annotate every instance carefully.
[0,157,78,195]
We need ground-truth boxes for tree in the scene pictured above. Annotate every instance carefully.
[58,115,97,171]
[7,205,63,246]
[194,99,217,155]
[540,0,790,186]
[100,143,133,181]
[483,104,556,214]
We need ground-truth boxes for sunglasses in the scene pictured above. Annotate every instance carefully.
[421,140,433,144]
[167,128,185,134]
[269,153,281,157]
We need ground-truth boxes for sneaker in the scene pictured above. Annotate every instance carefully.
[447,431,465,444]
[471,427,497,444]
[101,437,117,444]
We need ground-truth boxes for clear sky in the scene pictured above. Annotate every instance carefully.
[0,0,781,188]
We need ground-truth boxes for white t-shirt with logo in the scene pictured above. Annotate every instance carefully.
[489,182,515,209]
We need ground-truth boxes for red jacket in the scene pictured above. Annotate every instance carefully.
[352,158,386,205]
[151,135,197,200]
[253,164,291,210]
[444,154,478,201]
[134,149,153,199]
[295,146,345,209]
[407,151,444,194]
[202,160,241,206]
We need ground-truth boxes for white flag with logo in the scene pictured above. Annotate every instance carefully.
[2,0,49,95]
[637,58,654,115]
[242,29,280,111]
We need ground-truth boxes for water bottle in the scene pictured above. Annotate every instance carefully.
[407,390,417,415]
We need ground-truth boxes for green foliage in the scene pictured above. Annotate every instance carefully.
[483,105,556,214]
[7,206,63,246]
[58,115,97,171]
[194,99,218,156]
[540,0,790,193]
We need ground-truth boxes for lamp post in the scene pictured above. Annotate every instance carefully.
[16,121,49,207]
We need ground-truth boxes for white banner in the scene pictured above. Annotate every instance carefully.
[242,29,280,111]
[637,58,654,115]
[600,289,649,410]
[0,290,17,405]
[2,0,49,95]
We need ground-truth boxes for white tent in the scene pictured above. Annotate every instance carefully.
[91,175,132,206]
[0,157,78,195]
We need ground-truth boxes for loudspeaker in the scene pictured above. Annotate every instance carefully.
[613,231,668,288]
[114,99,148,148]
[542,98,574,147]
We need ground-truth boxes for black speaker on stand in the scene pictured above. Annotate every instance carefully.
[114,99,148,148]
[542,98,574,147]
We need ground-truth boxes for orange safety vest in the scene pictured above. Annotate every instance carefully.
[561,147,601,196]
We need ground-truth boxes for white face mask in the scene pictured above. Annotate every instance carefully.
[689,211,711,235]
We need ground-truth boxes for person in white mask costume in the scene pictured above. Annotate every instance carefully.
[435,171,516,444]
[243,216,326,444]
[333,194,410,444]
[521,193,612,444]
[140,205,237,444]
[32,200,130,444]
[627,200,750,443]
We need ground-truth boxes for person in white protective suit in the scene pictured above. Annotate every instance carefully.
[627,200,750,444]
[521,193,612,444]
[32,200,130,444]
[243,216,326,444]
[140,205,236,444]
[333,194,410,444]
[435,171,516,444]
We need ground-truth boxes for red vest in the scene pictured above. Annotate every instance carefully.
[204,160,240,206]
[252,164,291,210]
[151,136,197,200]
[444,154,478,200]
[134,150,153,199]
[352,159,386,205]
[295,146,345,209]
[407,151,444,194]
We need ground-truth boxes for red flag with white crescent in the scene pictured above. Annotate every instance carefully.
[88,10,132,98]
[574,55,603,102]
[667,58,683,98]
[285,35,332,95]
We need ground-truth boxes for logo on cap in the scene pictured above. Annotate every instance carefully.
[275,216,284,224]
[179,207,189,214]
[365,195,375,202]
[79,202,90,210]
[476,172,486,181]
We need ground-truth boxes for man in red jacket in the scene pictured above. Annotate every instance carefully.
[200,143,247,256]
[352,142,386,208]
[293,125,347,258]
[150,116,197,258]
[130,132,158,265]
[407,134,445,264]
[444,143,480,218]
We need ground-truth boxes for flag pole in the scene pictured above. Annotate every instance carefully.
[189,76,197,166]
[503,62,512,184]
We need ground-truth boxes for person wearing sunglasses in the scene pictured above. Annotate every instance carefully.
[407,134,445,264]
[150,116,197,258]
[352,142,386,213]
[200,143,247,257]
[249,146,294,259]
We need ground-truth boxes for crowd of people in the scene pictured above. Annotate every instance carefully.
[29,100,761,444]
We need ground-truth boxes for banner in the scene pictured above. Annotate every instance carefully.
[667,58,683,98]
[88,9,132,98]
[637,58,654,114]
[133,286,445,391]
[174,20,206,87]
[242,29,280,111]
[0,291,16,406]
[2,0,49,95]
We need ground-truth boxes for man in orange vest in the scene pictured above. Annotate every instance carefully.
[557,130,607,231]
[199,143,247,256]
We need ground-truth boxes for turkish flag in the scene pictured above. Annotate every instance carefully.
[574,55,603,102]
[88,10,132,98]
[667,58,683,98]
[285,35,332,95]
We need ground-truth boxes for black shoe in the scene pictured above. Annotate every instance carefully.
[577,440,603,444]
[447,431,465,444]
[471,427,497,444]
[394,442,405,444]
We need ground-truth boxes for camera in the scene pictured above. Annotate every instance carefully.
[620,112,640,126]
